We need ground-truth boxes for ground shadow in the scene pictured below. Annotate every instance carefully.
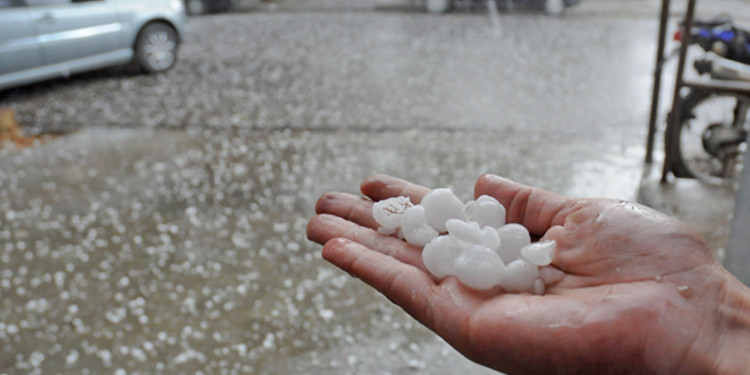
[0,65,146,102]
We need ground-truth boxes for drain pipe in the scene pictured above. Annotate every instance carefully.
[645,0,672,165]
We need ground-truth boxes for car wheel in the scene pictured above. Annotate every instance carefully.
[544,0,565,15]
[135,23,179,74]
[426,0,452,13]
[215,0,235,12]
[186,0,206,15]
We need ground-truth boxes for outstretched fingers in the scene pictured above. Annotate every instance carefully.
[474,174,579,237]
[307,214,426,270]
[315,191,379,229]
[321,238,450,334]
[309,174,436,273]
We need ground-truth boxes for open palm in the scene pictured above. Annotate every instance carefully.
[307,174,746,374]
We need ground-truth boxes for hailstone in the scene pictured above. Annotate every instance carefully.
[421,188,464,233]
[371,185,557,295]
[461,195,506,228]
[454,245,505,290]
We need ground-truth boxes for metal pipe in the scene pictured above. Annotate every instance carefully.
[726,149,750,285]
[683,78,750,94]
[645,0,672,164]
[661,0,698,183]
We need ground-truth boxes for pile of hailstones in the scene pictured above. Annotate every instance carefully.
[372,188,556,294]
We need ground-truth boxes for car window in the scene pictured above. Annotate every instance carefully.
[23,0,103,4]
[25,0,70,5]
[0,0,23,7]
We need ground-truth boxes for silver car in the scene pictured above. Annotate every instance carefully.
[0,0,186,90]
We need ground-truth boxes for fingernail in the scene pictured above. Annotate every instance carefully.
[484,173,505,182]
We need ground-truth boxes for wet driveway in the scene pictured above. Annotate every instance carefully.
[0,9,656,374]
[1,12,654,136]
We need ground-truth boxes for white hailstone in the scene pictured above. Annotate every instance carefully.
[454,245,505,290]
[372,196,413,231]
[520,240,556,266]
[445,219,482,247]
[496,223,531,263]
[501,258,540,293]
[377,227,398,236]
[446,218,500,250]
[478,226,501,251]
[421,188,464,233]
[401,206,439,247]
[422,235,462,278]
[461,195,506,229]
[532,278,545,295]
[376,190,555,294]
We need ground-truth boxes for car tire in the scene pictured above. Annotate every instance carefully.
[186,0,206,15]
[135,23,179,74]
[217,0,237,12]
[544,0,565,16]
[669,90,749,185]
[426,0,452,13]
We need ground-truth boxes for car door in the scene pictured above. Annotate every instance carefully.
[0,0,43,75]
[25,0,125,66]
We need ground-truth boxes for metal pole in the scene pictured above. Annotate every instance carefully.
[726,150,750,285]
[661,0,697,182]
[645,0,672,164]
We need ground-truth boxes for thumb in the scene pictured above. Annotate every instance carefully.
[474,174,576,236]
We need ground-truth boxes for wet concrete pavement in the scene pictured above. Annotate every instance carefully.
[0,125,647,374]
[0,4,746,374]
[1,12,656,137]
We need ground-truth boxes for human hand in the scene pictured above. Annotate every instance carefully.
[307,174,750,374]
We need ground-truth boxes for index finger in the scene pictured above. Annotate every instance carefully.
[360,174,431,204]
[321,237,483,338]
[474,174,579,236]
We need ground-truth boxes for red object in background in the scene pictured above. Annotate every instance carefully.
[674,29,684,41]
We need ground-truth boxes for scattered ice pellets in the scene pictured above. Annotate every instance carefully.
[65,349,79,365]
[319,309,335,321]
[454,245,505,290]
[461,195,506,229]
[347,355,358,367]
[496,223,531,263]
[401,206,438,247]
[501,258,540,293]
[421,188,464,233]
[520,240,556,266]
[422,236,462,278]
[372,196,413,230]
